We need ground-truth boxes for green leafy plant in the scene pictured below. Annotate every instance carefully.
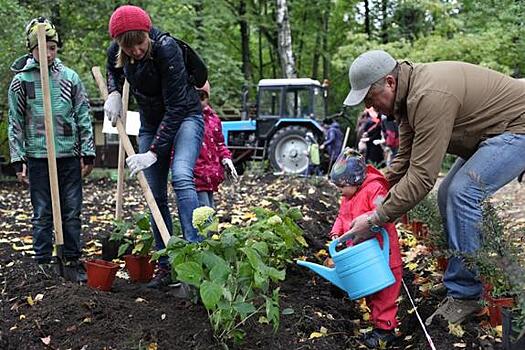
[408,192,447,251]
[110,213,154,257]
[154,203,306,344]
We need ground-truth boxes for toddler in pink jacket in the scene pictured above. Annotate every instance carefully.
[194,81,238,207]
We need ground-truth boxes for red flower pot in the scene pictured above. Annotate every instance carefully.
[436,256,448,272]
[85,259,120,291]
[484,284,515,327]
[124,255,155,283]
[487,296,515,327]
[412,220,424,237]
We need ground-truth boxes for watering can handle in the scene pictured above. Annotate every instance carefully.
[371,226,390,263]
[329,227,390,261]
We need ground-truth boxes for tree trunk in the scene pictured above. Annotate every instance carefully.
[276,0,297,78]
[193,0,205,47]
[239,0,253,82]
[296,9,308,74]
[321,4,330,80]
[381,0,388,44]
[364,0,371,38]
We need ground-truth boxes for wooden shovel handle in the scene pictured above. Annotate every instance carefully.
[37,24,63,245]
[91,67,171,246]
[115,82,129,219]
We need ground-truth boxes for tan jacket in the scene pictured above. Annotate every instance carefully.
[377,61,525,221]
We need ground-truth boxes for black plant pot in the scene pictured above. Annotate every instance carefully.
[101,235,132,261]
[502,309,525,350]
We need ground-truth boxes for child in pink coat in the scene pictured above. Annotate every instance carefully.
[329,148,402,349]
[194,81,238,207]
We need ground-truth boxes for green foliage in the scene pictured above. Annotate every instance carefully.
[154,203,305,343]
[408,192,447,251]
[110,213,154,257]
[467,201,524,298]
[0,0,29,162]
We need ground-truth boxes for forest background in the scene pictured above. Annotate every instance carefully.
[0,0,524,161]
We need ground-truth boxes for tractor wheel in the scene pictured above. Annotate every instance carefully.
[268,126,309,174]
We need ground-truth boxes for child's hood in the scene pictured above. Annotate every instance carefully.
[11,54,63,74]
[360,164,388,190]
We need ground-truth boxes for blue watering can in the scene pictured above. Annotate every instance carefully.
[297,227,395,300]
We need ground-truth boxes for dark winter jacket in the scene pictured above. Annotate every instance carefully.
[322,121,343,161]
[106,27,202,156]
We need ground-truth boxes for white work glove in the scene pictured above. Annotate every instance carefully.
[104,91,122,127]
[126,151,157,177]
[222,158,239,182]
[373,138,385,146]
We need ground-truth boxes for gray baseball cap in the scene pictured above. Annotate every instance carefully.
[343,50,397,106]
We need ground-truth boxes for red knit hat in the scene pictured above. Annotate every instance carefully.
[109,5,152,38]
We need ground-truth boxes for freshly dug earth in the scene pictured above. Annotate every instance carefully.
[0,173,516,349]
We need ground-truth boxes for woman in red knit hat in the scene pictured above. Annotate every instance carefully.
[105,5,204,289]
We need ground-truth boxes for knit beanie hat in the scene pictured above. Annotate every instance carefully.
[109,5,152,38]
[26,17,59,51]
[330,148,367,187]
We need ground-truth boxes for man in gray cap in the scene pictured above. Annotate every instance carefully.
[338,50,525,326]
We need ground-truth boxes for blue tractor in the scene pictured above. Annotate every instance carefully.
[222,78,327,174]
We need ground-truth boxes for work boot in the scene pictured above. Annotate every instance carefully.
[63,259,87,283]
[146,268,172,289]
[362,328,397,348]
[425,296,481,325]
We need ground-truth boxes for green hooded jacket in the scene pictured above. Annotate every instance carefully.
[8,55,95,164]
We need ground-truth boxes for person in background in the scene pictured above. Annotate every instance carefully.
[361,107,384,166]
[381,116,399,167]
[303,131,322,176]
[328,149,402,348]
[193,81,238,208]
[8,17,95,282]
[320,118,343,170]
[104,5,204,288]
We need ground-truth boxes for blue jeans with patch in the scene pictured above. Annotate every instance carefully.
[138,114,204,268]
[27,157,83,263]
[438,133,525,299]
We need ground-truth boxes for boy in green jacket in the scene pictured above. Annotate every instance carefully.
[8,17,95,281]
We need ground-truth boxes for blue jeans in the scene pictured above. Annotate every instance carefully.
[27,157,83,262]
[438,133,525,299]
[197,191,215,208]
[139,114,204,268]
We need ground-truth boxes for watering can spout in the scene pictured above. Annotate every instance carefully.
[297,260,345,291]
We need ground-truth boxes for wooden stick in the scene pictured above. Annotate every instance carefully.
[91,67,171,246]
[341,126,350,154]
[37,24,63,245]
[115,82,129,219]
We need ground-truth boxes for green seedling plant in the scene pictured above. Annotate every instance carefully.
[153,203,306,345]
[110,213,154,257]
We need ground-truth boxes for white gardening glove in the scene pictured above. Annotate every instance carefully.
[104,91,123,127]
[222,158,239,182]
[126,151,157,176]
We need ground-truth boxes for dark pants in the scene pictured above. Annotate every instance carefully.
[27,157,83,262]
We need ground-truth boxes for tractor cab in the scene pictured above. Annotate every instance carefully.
[222,78,328,174]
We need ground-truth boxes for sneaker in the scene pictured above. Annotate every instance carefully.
[425,296,481,325]
[363,328,397,349]
[146,268,172,289]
